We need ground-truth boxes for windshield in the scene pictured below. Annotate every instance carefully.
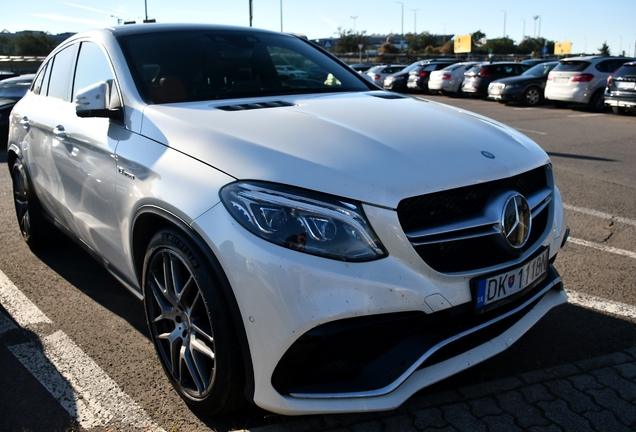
[118,29,370,103]
[553,61,590,72]
[522,62,557,77]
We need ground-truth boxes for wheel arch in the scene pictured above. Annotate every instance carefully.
[131,206,256,403]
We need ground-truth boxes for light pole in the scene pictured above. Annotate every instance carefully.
[441,23,449,42]
[351,16,358,32]
[502,10,506,38]
[280,0,283,32]
[533,15,539,38]
[619,36,623,55]
[249,0,253,27]
[397,2,404,49]
[521,19,525,41]
[411,9,420,34]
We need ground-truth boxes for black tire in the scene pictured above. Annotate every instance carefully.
[522,86,542,107]
[142,229,245,415]
[11,157,53,249]
[612,106,628,115]
[588,90,606,112]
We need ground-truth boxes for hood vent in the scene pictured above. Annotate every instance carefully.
[368,92,409,100]
[216,101,296,111]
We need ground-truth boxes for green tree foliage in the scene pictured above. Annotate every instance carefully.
[409,31,438,53]
[334,27,370,53]
[598,41,611,56]
[14,34,58,56]
[0,36,14,55]
[471,30,487,52]
[484,37,516,55]
[517,37,554,57]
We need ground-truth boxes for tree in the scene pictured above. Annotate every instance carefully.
[14,33,58,56]
[517,37,555,58]
[409,31,438,53]
[484,37,516,55]
[0,35,14,55]
[334,27,369,53]
[598,41,611,56]
[471,30,487,53]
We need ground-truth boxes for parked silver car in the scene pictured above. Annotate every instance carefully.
[427,62,478,95]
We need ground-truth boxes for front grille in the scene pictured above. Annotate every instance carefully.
[397,166,550,273]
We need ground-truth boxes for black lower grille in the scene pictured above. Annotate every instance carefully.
[271,268,561,396]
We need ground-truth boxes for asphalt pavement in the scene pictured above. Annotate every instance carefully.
[245,347,636,432]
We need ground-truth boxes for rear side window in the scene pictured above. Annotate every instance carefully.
[47,45,78,101]
[613,64,636,79]
[553,61,590,72]
[31,61,49,95]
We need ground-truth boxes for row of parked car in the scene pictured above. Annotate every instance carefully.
[362,56,636,115]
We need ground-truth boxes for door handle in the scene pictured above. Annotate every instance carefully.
[53,125,68,139]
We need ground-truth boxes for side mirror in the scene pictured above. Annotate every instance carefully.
[75,80,122,119]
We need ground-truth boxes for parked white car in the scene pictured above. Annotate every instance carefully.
[428,61,478,95]
[545,56,635,111]
[8,24,568,416]
[366,64,407,86]
[275,64,308,79]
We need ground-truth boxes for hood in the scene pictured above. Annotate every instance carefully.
[140,92,549,208]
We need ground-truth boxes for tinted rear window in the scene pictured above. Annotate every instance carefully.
[613,64,636,79]
[553,61,590,72]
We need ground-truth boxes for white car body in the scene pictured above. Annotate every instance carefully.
[366,64,407,86]
[545,56,634,109]
[428,62,478,94]
[8,24,568,416]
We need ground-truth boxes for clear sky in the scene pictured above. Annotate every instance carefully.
[3,0,635,57]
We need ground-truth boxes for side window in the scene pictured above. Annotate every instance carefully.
[73,42,116,101]
[48,45,78,101]
[31,61,49,95]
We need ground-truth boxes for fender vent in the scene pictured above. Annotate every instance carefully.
[216,101,296,111]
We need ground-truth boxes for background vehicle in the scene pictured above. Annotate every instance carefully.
[462,62,530,98]
[428,61,478,96]
[384,59,457,92]
[405,60,459,93]
[520,59,554,66]
[487,61,558,106]
[0,74,34,147]
[545,56,635,111]
[366,64,407,86]
[7,24,568,417]
[275,64,308,79]
[349,63,380,73]
[604,61,636,115]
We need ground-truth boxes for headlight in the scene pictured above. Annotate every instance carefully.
[220,182,387,262]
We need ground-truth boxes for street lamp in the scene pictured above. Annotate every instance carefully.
[502,10,506,38]
[351,16,358,32]
[280,0,283,32]
[521,19,525,41]
[411,9,420,34]
[397,2,404,49]
[533,15,539,38]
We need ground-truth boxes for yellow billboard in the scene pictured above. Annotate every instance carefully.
[555,42,572,55]
[454,34,472,54]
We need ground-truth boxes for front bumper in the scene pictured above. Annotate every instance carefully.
[604,95,636,108]
[193,177,568,415]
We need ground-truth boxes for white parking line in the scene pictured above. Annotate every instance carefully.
[564,203,636,227]
[0,270,164,431]
[567,237,636,260]
[566,289,636,320]
[567,113,603,118]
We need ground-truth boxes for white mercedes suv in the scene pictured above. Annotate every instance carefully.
[7,24,569,416]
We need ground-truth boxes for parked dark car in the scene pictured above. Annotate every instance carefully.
[462,62,531,98]
[604,61,636,115]
[385,59,457,92]
[487,61,558,106]
[0,74,34,147]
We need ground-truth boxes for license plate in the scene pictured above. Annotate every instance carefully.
[554,77,569,83]
[617,82,635,90]
[490,88,502,95]
[474,249,549,311]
